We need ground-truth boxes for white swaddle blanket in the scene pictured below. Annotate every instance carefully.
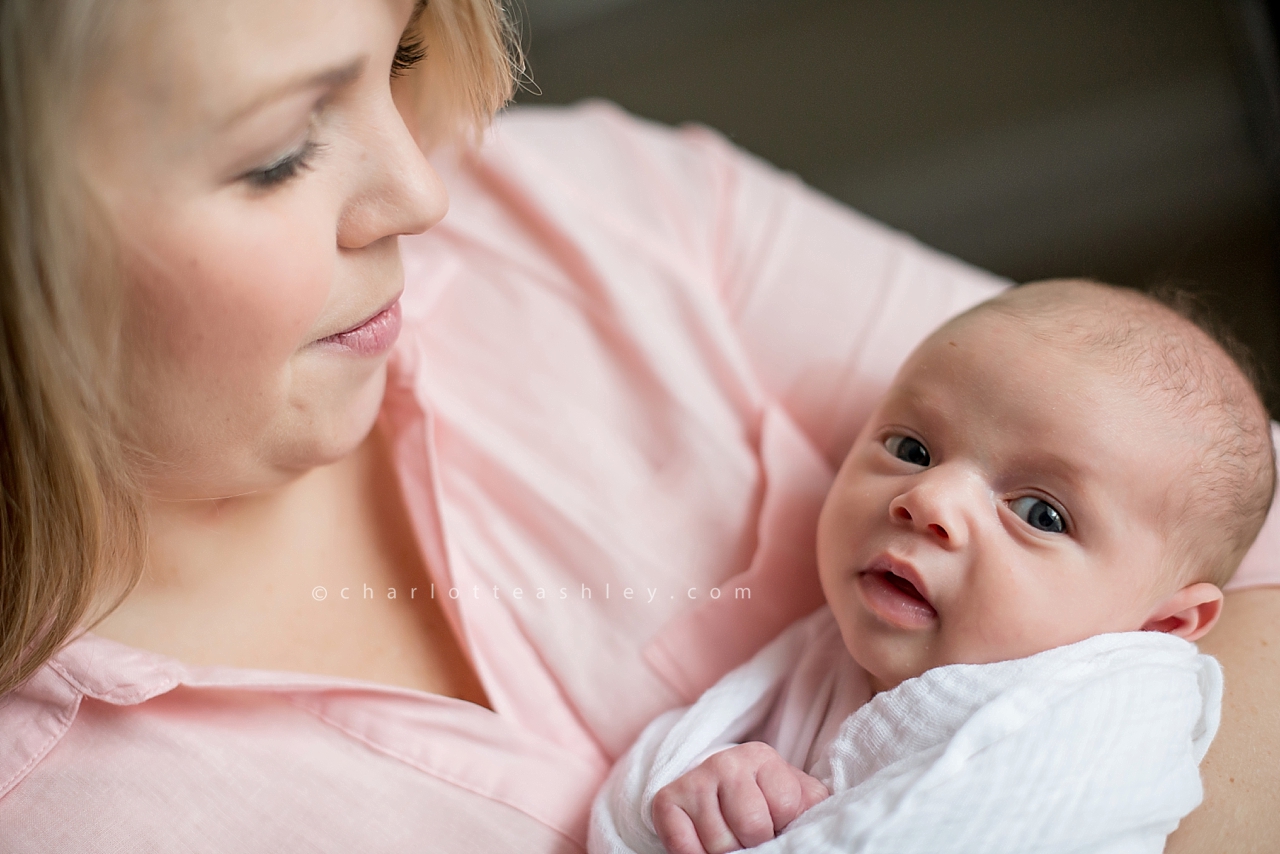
[591,608,1221,854]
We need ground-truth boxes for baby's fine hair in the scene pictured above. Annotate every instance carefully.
[971,280,1275,587]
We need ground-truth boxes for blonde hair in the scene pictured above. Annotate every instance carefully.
[0,0,519,698]
[406,0,523,147]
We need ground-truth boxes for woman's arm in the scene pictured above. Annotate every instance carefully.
[683,111,1280,850]
[1167,586,1280,853]
[1175,429,1280,850]
[475,108,1280,803]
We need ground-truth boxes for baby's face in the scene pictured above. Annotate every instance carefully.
[818,309,1194,692]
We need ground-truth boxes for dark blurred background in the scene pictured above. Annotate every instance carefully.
[513,0,1280,417]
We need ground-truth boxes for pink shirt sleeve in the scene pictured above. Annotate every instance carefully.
[499,101,1011,469]
[692,126,1009,469]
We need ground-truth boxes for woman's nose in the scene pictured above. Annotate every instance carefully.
[888,467,976,548]
[337,93,447,250]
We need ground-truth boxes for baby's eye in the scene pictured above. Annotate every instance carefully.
[884,435,930,466]
[1010,496,1066,533]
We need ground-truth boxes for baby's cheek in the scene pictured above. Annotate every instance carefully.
[960,585,1100,664]
[816,502,855,586]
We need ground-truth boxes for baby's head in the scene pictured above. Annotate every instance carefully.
[817,280,1276,693]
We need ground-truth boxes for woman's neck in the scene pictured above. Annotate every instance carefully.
[89,433,378,662]
[142,449,366,592]
[87,428,490,704]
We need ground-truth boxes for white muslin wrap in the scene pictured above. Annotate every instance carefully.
[590,608,1221,854]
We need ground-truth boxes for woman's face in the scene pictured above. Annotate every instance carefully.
[81,0,445,500]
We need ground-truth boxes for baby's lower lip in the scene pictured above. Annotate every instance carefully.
[857,570,938,629]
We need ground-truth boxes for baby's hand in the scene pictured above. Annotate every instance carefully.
[651,742,829,854]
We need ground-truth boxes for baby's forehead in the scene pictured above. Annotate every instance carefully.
[982,289,1229,432]
[891,309,1192,496]
[959,283,1181,348]
[951,283,1228,401]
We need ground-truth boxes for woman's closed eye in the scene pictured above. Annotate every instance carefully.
[885,434,930,467]
[242,140,325,189]
[1009,496,1067,534]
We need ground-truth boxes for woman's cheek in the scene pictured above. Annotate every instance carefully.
[136,199,334,374]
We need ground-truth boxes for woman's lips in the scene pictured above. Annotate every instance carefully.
[315,299,402,357]
[856,556,938,629]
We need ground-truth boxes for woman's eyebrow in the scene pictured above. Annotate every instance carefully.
[219,56,367,129]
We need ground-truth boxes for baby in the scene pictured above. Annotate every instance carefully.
[591,280,1276,854]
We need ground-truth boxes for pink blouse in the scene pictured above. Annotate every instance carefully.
[3,102,1277,853]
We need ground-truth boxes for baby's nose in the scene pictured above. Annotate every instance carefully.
[889,468,977,547]
[892,504,950,541]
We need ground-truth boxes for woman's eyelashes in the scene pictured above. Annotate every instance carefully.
[240,27,421,191]
[242,140,325,189]
[391,36,427,78]
[393,0,429,78]
[885,434,930,467]
[1009,496,1067,534]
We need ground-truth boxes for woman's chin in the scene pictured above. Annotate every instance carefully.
[287,360,390,468]
[142,361,391,503]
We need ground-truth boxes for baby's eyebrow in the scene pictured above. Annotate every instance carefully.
[1012,448,1095,489]
[1019,459,1107,533]
[1028,450,1086,476]
[219,56,367,130]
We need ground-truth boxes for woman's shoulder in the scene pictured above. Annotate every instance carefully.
[490,99,743,187]
[0,664,84,799]
[0,633,190,803]
[0,634,606,851]
[438,100,780,258]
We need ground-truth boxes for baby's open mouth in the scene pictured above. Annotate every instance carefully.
[883,570,929,603]
[857,557,939,628]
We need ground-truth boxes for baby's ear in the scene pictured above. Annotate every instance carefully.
[1141,583,1224,642]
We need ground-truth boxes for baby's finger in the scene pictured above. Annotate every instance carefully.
[652,800,709,854]
[691,787,744,854]
[718,773,778,849]
[753,758,805,831]
[797,771,830,812]
[654,780,741,854]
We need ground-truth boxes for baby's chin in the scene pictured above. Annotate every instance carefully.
[846,645,929,696]
[866,671,906,696]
